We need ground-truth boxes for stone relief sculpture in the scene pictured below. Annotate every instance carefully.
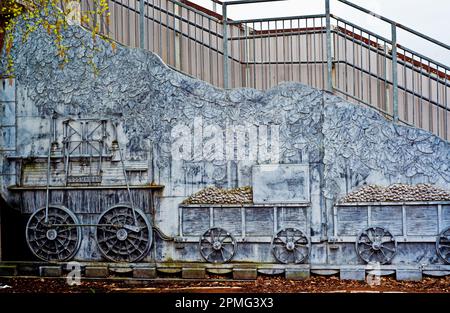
[1,17,449,273]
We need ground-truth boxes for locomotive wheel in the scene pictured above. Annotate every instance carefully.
[271,228,310,264]
[95,205,152,262]
[199,227,237,263]
[356,227,397,264]
[26,206,81,262]
[436,226,450,264]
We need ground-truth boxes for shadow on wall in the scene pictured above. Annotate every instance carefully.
[0,197,32,261]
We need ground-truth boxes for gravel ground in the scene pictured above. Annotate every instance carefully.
[0,276,449,293]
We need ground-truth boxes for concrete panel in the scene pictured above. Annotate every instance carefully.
[340,269,366,281]
[133,267,157,279]
[0,79,15,102]
[396,269,423,281]
[85,266,109,278]
[252,164,310,204]
[0,101,15,125]
[0,265,17,276]
[182,267,206,279]
[406,206,438,236]
[0,126,15,150]
[39,266,62,277]
[233,268,257,280]
[285,268,310,280]
[182,207,210,236]
[337,206,368,236]
[213,207,242,235]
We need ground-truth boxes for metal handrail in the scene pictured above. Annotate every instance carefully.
[336,0,450,51]
[57,0,450,139]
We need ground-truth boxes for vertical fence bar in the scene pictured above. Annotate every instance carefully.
[391,23,399,122]
[325,0,333,92]
[445,70,448,140]
[268,21,272,88]
[139,0,145,49]
[222,4,229,89]
[262,21,266,89]
[253,22,257,88]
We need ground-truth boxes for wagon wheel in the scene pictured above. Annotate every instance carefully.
[199,227,237,263]
[356,227,397,264]
[26,206,81,262]
[436,226,450,264]
[95,205,152,262]
[271,228,310,264]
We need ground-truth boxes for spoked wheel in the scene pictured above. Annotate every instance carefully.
[436,226,450,264]
[26,206,81,261]
[356,227,397,264]
[199,227,237,263]
[271,228,310,264]
[95,205,152,262]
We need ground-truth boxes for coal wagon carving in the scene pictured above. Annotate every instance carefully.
[332,185,450,265]
[178,203,311,264]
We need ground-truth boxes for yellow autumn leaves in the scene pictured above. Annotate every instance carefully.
[1,0,112,76]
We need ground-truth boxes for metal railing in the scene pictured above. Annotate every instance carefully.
[59,0,450,140]
[331,0,450,138]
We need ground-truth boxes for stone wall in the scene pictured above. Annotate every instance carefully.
[1,21,450,261]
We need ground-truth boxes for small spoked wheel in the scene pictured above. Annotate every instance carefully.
[26,206,81,261]
[436,227,450,264]
[199,227,237,263]
[356,227,397,264]
[95,205,152,262]
[271,228,310,264]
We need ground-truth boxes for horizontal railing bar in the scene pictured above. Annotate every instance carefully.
[138,15,243,64]
[332,15,392,44]
[227,14,326,25]
[337,0,450,51]
[155,0,222,21]
[144,1,224,38]
[335,20,450,74]
[241,60,328,65]
[228,29,326,41]
[112,0,222,23]
[210,0,223,5]
[337,61,449,111]
[397,43,450,73]
[223,0,287,6]
[334,29,450,87]
[333,87,394,119]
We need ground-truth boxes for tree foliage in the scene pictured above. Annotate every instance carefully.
[1,0,110,76]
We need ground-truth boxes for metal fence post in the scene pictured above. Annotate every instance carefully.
[139,0,145,49]
[325,0,333,92]
[391,23,399,122]
[222,4,229,89]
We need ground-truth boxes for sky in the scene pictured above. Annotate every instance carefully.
[191,0,450,67]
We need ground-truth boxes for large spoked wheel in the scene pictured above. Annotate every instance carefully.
[271,228,310,264]
[356,227,397,264]
[95,205,152,262]
[199,227,237,263]
[26,206,81,262]
[436,227,450,264]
